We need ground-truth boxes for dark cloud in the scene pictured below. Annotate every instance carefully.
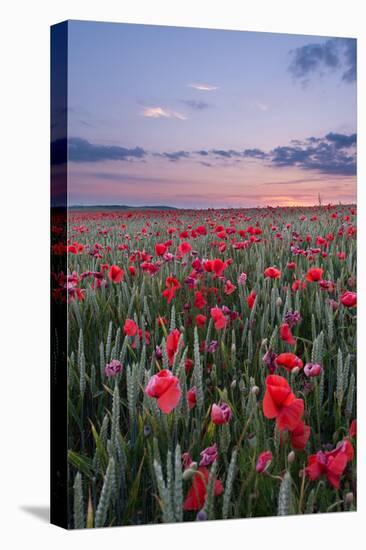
[157,150,191,162]
[325,132,356,148]
[156,132,356,176]
[55,132,356,177]
[242,148,268,159]
[288,38,356,84]
[342,39,357,82]
[211,149,242,158]
[66,137,146,163]
[180,99,211,110]
[270,133,356,176]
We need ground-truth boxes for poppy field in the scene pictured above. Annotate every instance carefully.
[58,204,357,527]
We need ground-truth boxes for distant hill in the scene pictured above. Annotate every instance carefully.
[68,204,178,211]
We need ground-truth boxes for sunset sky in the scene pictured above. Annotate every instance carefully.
[63,20,356,208]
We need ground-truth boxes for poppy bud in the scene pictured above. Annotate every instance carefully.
[251,385,260,395]
[276,297,283,307]
[183,467,197,481]
[196,510,208,521]
[345,492,354,505]
[291,367,300,376]
[231,379,237,389]
[288,451,295,464]
[143,425,152,438]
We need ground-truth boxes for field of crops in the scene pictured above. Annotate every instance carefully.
[55,204,357,528]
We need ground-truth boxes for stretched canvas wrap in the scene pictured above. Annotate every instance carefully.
[50,20,357,529]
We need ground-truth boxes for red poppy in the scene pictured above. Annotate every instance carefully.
[108,265,124,283]
[349,419,357,438]
[256,451,273,473]
[162,276,181,303]
[145,369,181,413]
[279,323,296,345]
[123,318,138,337]
[275,352,303,372]
[183,466,223,511]
[185,358,194,374]
[340,291,357,308]
[195,314,207,327]
[187,387,197,409]
[195,225,207,236]
[263,375,304,431]
[305,439,354,489]
[292,279,306,292]
[287,262,296,270]
[166,329,182,366]
[178,241,192,255]
[155,243,167,256]
[210,307,227,330]
[224,280,237,295]
[194,290,207,309]
[306,267,324,282]
[290,420,310,451]
[264,267,281,279]
[247,290,257,309]
[211,402,232,425]
[204,258,228,277]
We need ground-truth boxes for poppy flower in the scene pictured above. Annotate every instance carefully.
[275,353,303,372]
[199,444,218,467]
[155,243,167,256]
[123,318,138,337]
[340,291,357,308]
[178,241,192,256]
[195,314,207,327]
[105,359,123,378]
[292,279,306,292]
[263,375,304,431]
[263,349,277,374]
[210,307,227,330]
[194,291,207,309]
[108,265,124,283]
[183,466,224,511]
[224,280,237,295]
[306,267,324,282]
[203,258,228,277]
[279,323,296,345]
[290,420,310,451]
[305,439,354,489]
[166,329,182,366]
[182,452,193,470]
[264,267,281,279]
[319,279,335,292]
[247,290,257,309]
[211,402,232,425]
[256,451,273,473]
[304,363,322,377]
[187,387,197,409]
[185,358,194,374]
[162,276,181,304]
[349,419,357,438]
[145,369,181,413]
[195,225,207,236]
